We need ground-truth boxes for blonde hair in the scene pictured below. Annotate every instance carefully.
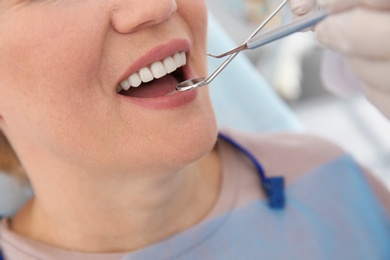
[0,131,27,182]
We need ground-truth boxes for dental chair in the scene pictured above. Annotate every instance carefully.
[0,13,302,217]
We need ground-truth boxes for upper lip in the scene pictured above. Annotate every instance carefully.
[117,38,191,86]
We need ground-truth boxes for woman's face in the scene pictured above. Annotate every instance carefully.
[0,0,217,174]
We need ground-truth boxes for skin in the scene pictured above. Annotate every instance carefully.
[0,0,221,253]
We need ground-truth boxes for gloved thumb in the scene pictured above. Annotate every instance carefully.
[290,0,316,15]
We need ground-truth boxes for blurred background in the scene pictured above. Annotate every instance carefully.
[206,0,390,187]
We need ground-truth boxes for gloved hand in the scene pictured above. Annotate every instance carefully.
[290,0,390,119]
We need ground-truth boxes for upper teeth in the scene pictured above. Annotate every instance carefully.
[118,51,187,92]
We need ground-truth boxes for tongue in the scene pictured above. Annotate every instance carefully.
[121,74,178,98]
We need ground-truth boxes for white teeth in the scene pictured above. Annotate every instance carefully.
[139,67,154,83]
[162,57,176,74]
[117,51,187,92]
[173,53,182,68]
[180,52,186,66]
[150,61,167,79]
[120,79,131,91]
[129,72,142,88]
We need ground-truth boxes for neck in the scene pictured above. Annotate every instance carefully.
[11,148,221,253]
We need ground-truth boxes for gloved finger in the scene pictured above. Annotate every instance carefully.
[346,56,390,92]
[315,8,390,59]
[318,0,390,13]
[290,0,316,16]
[290,0,321,32]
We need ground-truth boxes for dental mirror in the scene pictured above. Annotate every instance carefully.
[176,77,206,92]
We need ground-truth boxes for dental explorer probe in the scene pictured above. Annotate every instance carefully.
[207,10,328,59]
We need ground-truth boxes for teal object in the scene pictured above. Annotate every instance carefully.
[219,132,286,209]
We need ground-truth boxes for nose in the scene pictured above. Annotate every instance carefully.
[111,0,177,33]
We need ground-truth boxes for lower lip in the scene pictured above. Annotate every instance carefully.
[118,86,198,110]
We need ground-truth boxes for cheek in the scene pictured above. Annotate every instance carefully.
[0,4,107,91]
[0,8,111,154]
[0,8,104,112]
[186,1,208,32]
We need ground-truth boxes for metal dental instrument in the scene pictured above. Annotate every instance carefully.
[175,0,328,93]
[208,10,328,59]
[175,0,288,92]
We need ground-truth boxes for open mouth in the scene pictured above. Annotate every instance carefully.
[117,51,187,98]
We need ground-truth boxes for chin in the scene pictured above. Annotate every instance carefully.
[108,92,218,172]
[173,119,218,167]
[156,106,218,169]
[155,106,218,170]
